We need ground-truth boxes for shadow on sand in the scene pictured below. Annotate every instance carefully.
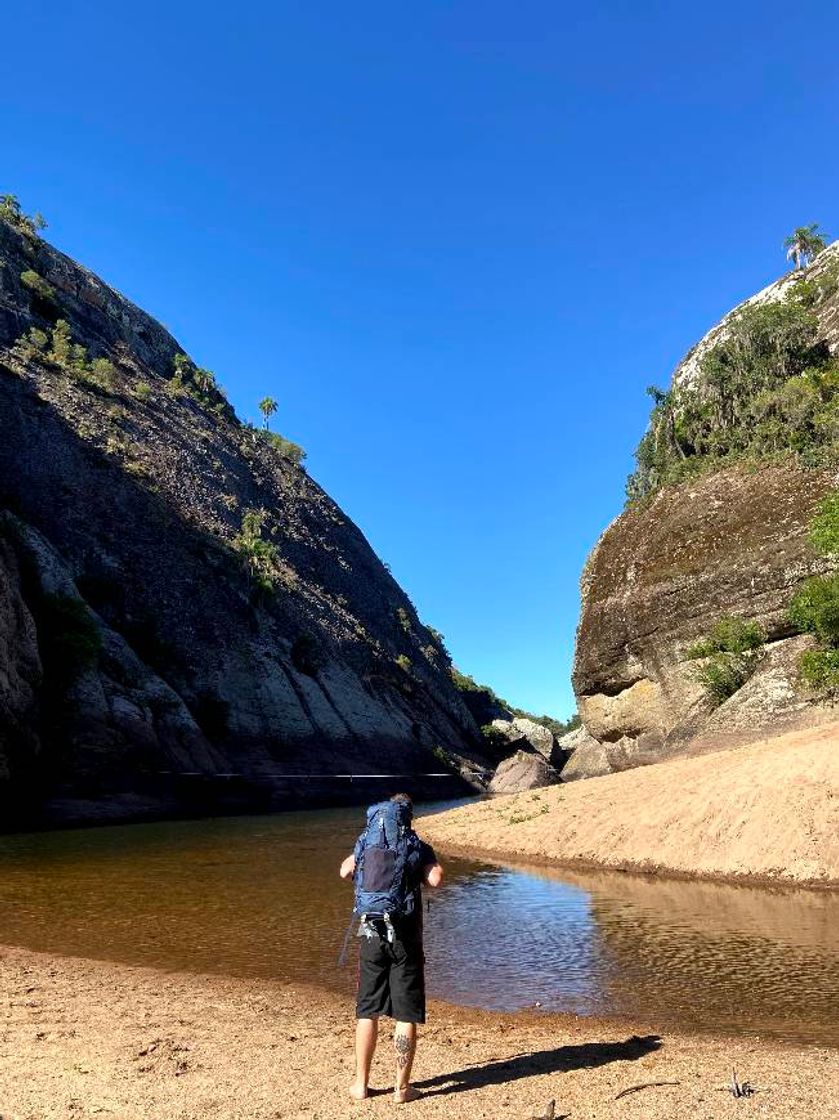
[414,1033,663,1098]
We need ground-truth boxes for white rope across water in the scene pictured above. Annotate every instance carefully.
[157,771,454,778]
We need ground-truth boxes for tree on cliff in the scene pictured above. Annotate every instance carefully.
[0,194,47,238]
[259,396,278,430]
[785,224,827,271]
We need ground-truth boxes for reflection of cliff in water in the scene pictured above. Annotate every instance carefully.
[542,866,839,1045]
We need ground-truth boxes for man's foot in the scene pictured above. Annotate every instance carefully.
[348,1081,369,1101]
[394,1086,422,1104]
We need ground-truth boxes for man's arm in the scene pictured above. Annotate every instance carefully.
[339,854,355,879]
[423,861,444,888]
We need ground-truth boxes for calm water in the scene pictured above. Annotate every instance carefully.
[1,805,838,1047]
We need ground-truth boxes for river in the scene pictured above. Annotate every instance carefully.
[1,804,837,1046]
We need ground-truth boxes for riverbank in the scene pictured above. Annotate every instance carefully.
[419,721,839,887]
[1,945,837,1118]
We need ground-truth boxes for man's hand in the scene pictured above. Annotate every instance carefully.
[423,862,444,888]
[339,854,355,880]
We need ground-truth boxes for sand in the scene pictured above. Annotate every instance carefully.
[419,721,839,886]
[0,944,837,1119]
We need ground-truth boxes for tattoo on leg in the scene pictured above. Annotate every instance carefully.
[394,1032,413,1070]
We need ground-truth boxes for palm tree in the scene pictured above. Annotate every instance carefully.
[258,396,278,430]
[785,224,827,271]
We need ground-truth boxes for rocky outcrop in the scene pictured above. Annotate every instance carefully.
[488,750,560,794]
[557,726,611,782]
[573,248,839,770]
[490,716,562,765]
[0,219,485,824]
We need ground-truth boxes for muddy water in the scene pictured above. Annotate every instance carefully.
[0,806,837,1046]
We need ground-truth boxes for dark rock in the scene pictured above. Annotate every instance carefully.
[0,220,487,823]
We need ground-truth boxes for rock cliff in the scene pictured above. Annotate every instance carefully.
[573,245,839,771]
[0,218,483,824]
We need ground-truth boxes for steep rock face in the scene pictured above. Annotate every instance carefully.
[0,220,482,823]
[0,535,41,782]
[573,250,839,769]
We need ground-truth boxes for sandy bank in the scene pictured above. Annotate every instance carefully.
[0,945,837,1119]
[420,722,839,886]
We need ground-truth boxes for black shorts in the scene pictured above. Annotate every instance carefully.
[356,930,426,1024]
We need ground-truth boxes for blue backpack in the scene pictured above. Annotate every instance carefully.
[352,799,423,920]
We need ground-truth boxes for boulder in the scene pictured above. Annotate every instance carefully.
[491,716,560,764]
[488,750,560,794]
[558,727,613,782]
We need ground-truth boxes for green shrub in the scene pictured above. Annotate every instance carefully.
[809,492,839,556]
[291,632,324,676]
[798,648,839,694]
[168,353,234,419]
[38,594,101,685]
[395,654,412,672]
[18,326,49,354]
[49,319,72,364]
[685,615,765,660]
[693,650,760,704]
[687,615,764,704]
[395,606,411,633]
[431,744,457,772]
[789,574,839,645]
[134,381,152,401]
[259,429,307,465]
[20,269,56,303]
[89,357,116,391]
[480,723,509,758]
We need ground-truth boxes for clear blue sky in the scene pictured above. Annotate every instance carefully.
[4,2,838,718]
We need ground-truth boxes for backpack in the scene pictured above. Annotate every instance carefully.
[352,799,422,920]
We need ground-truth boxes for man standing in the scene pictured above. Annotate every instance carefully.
[340,793,444,1105]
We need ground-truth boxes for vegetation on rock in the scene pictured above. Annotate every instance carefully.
[233,507,279,597]
[451,667,579,737]
[627,251,839,502]
[788,493,839,693]
[685,615,765,705]
[0,194,46,238]
[15,319,117,392]
[20,269,56,305]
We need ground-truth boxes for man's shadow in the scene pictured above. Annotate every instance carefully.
[413,1033,663,1098]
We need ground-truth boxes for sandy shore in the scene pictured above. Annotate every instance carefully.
[0,945,837,1119]
[419,722,839,886]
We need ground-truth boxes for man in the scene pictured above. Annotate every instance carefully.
[339,793,444,1105]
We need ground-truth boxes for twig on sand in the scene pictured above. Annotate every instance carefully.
[614,1080,681,1101]
[716,1068,756,1098]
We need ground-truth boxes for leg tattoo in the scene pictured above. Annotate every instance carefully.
[394,1032,412,1071]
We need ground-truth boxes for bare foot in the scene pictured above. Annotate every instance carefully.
[394,1086,422,1104]
[348,1081,369,1101]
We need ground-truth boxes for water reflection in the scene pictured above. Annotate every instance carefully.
[0,808,837,1046]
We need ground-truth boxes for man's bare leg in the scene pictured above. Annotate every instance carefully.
[393,1022,420,1103]
[349,1017,379,1100]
